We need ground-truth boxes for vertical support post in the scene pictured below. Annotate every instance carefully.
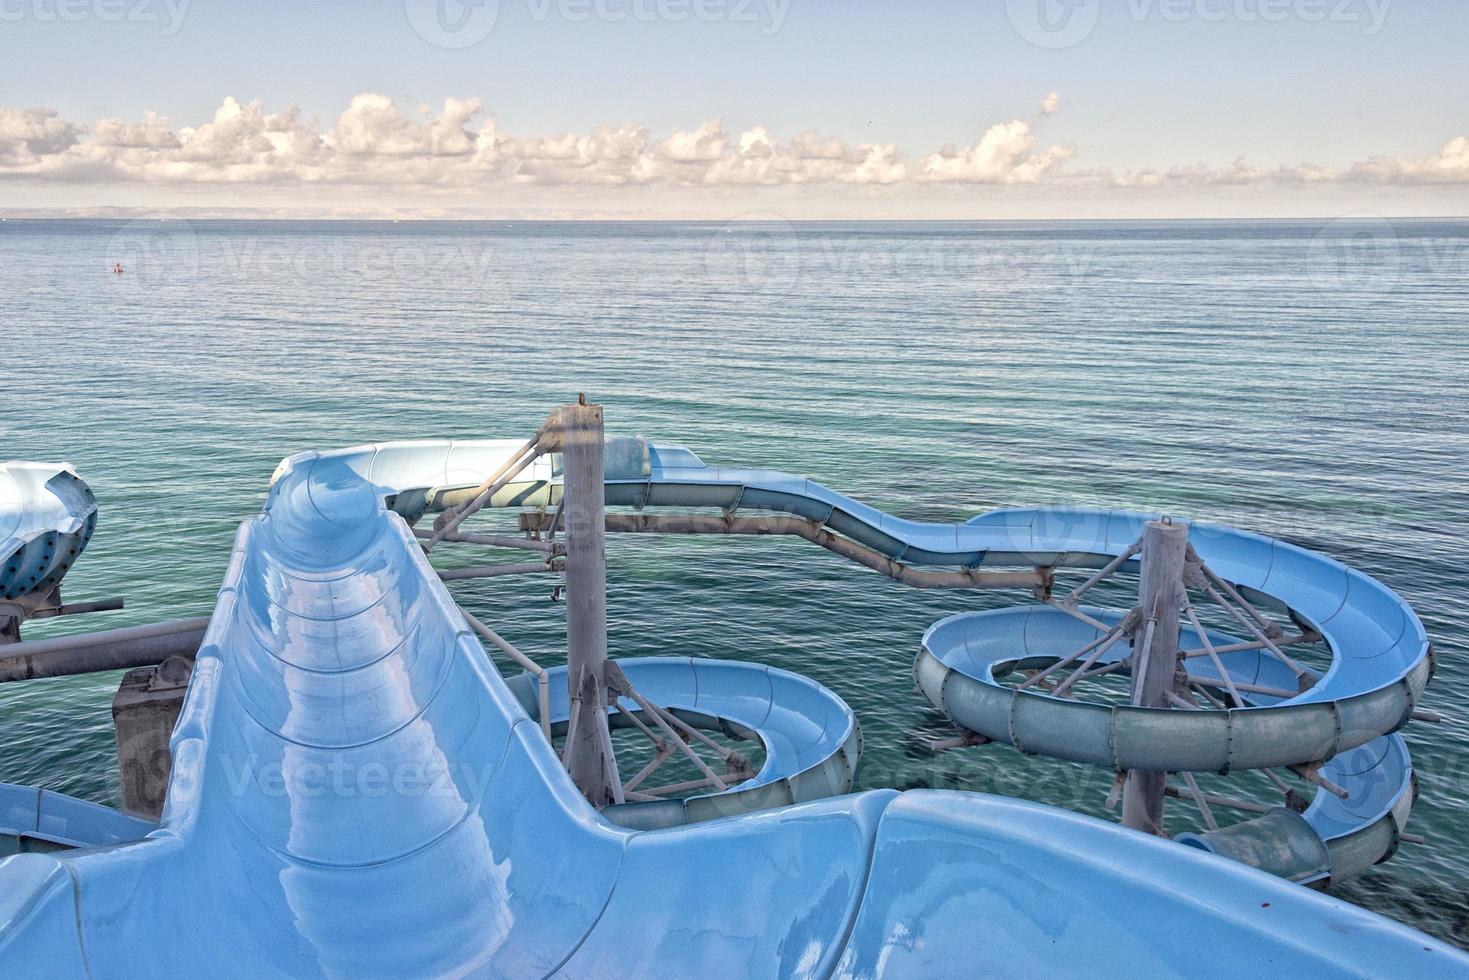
[112,655,193,820]
[1121,518,1189,836]
[557,399,618,806]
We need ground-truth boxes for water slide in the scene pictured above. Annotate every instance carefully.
[395,437,1430,881]
[0,439,1463,976]
[0,783,154,856]
[913,506,1429,886]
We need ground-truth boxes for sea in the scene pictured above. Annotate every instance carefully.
[2,216,1466,945]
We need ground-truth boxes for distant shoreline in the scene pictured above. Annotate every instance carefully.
[3,213,1467,225]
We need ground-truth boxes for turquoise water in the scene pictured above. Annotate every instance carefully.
[2,217,1467,945]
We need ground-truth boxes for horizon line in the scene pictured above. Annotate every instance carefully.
[3,211,1467,224]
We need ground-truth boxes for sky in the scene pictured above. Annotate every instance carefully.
[0,0,1466,219]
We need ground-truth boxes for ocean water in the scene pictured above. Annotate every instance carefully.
[2,217,1467,945]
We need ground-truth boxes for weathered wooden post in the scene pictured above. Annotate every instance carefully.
[555,399,619,806]
[1121,518,1188,835]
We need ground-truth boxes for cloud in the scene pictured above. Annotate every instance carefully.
[1091,137,1469,189]
[333,94,482,159]
[0,106,83,165]
[0,93,1465,202]
[1349,136,1469,184]
[91,112,179,150]
[0,93,1071,191]
[915,120,1074,184]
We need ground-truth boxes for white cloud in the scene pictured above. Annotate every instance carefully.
[1349,136,1469,184]
[0,94,1068,190]
[1092,138,1469,189]
[0,106,82,165]
[654,119,729,163]
[915,120,1074,184]
[91,112,178,150]
[0,92,1465,204]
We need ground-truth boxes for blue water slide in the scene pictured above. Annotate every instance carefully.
[265,438,1435,879]
[0,782,154,854]
[0,439,1462,976]
[509,657,861,830]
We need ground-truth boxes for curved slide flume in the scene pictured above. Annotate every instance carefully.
[395,436,1427,883]
[283,438,1433,879]
[593,444,1432,886]
[0,439,1461,977]
[509,657,862,831]
[910,505,1429,887]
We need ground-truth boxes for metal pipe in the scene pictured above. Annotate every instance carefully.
[1076,658,1132,683]
[0,616,210,683]
[1180,633,1314,659]
[1018,622,1123,691]
[1043,598,1115,632]
[1164,783,1273,815]
[1195,557,1279,636]
[459,608,551,741]
[612,698,667,752]
[1183,674,1301,699]
[414,527,555,555]
[423,431,546,550]
[1180,771,1219,831]
[1063,541,1140,605]
[518,512,1049,592]
[1054,628,1131,697]
[1189,681,1226,709]
[26,597,126,620]
[1164,689,1201,710]
[1182,592,1246,708]
[1286,764,1350,799]
[630,774,746,798]
[437,561,560,581]
[622,743,673,793]
[646,702,742,763]
[1200,580,1309,680]
[542,495,567,545]
[623,685,727,791]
